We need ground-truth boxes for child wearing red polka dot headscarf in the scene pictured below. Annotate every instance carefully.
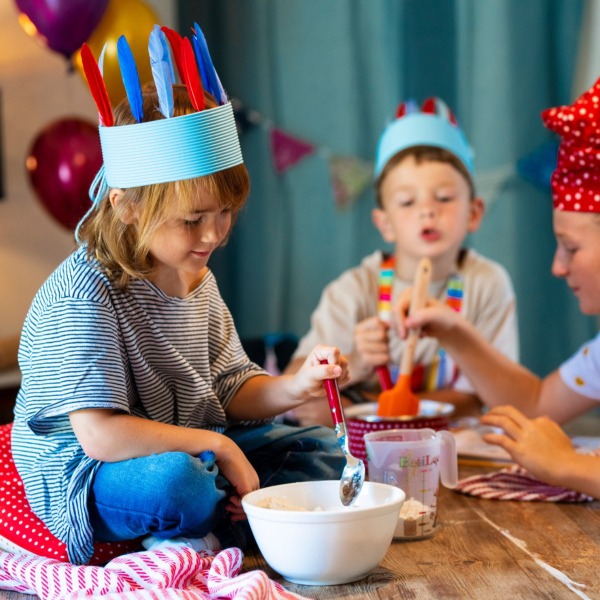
[396,78,600,499]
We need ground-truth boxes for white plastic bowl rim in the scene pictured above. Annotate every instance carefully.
[242,480,405,524]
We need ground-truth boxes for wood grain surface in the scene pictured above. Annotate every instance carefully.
[1,469,598,599]
[243,466,600,599]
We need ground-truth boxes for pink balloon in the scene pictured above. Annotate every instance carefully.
[15,0,109,59]
[26,118,102,231]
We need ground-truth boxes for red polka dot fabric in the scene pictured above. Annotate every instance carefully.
[542,78,600,212]
[0,423,140,565]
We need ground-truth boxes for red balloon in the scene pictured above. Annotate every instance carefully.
[26,118,102,231]
[15,0,109,60]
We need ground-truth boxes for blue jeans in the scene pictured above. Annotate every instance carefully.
[88,423,345,549]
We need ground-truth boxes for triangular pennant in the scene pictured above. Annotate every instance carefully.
[474,164,514,209]
[329,155,373,209]
[270,128,315,174]
[516,140,559,191]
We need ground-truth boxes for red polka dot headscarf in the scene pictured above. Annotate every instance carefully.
[542,79,600,212]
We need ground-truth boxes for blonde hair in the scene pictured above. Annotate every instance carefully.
[77,85,250,289]
[374,145,475,208]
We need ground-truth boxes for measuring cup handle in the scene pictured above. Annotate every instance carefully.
[438,430,458,489]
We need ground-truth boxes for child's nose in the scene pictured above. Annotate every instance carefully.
[201,218,228,244]
[199,221,220,243]
[551,250,568,277]
[419,202,436,218]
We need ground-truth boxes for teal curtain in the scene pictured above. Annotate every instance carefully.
[179,0,595,377]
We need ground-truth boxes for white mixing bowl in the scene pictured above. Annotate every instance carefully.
[242,480,405,585]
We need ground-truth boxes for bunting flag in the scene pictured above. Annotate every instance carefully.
[516,140,558,191]
[473,164,515,209]
[269,128,315,174]
[329,155,373,209]
[231,97,537,210]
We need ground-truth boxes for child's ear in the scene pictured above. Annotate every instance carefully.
[372,208,396,243]
[467,197,485,233]
[109,189,137,225]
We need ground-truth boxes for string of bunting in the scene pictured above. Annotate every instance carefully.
[231,98,373,209]
[231,98,556,210]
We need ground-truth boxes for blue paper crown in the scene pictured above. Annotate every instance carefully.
[99,104,241,188]
[80,23,243,218]
[374,98,474,178]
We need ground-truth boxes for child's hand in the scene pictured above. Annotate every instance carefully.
[480,405,577,486]
[354,316,391,368]
[289,345,349,401]
[394,291,461,342]
[225,495,248,522]
[215,437,260,499]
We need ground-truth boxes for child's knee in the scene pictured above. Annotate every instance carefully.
[144,452,226,524]
[148,451,218,495]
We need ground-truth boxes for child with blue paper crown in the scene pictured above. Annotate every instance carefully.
[286,98,519,426]
[398,80,600,498]
[11,24,348,565]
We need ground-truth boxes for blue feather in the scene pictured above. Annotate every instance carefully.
[192,22,227,104]
[190,32,212,96]
[117,35,144,123]
[153,25,176,83]
[149,26,174,118]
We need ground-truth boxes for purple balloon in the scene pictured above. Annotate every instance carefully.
[26,118,102,231]
[15,0,109,59]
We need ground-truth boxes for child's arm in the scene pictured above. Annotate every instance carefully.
[69,409,260,498]
[226,345,349,421]
[398,296,594,422]
[480,405,600,498]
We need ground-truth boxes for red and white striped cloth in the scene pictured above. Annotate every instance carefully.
[0,545,309,600]
[455,464,594,502]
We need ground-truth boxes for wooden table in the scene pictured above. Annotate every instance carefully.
[1,465,598,599]
[243,465,600,599]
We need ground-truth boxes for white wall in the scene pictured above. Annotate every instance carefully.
[0,0,175,338]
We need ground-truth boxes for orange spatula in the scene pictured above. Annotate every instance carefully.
[377,257,432,417]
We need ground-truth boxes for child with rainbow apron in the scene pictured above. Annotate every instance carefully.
[285,98,519,426]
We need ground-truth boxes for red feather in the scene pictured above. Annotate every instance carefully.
[421,97,437,115]
[396,102,408,118]
[161,26,185,84]
[181,37,205,111]
[80,43,114,127]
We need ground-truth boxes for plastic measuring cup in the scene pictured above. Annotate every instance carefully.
[364,428,457,539]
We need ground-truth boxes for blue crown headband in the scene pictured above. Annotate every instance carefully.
[78,22,243,236]
[374,97,474,178]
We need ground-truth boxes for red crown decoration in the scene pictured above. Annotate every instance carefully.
[542,77,600,212]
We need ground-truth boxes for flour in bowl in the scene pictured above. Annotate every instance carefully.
[256,496,309,511]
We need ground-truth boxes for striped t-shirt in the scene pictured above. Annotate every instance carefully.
[11,246,267,564]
